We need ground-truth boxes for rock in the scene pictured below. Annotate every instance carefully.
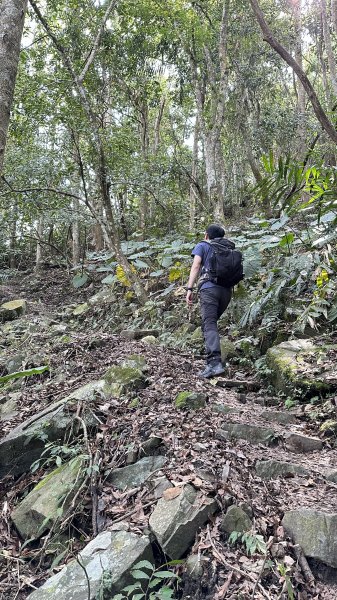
[211,404,240,415]
[255,459,308,480]
[107,456,167,490]
[320,420,337,434]
[5,353,26,373]
[0,380,105,478]
[88,289,116,306]
[149,476,172,499]
[282,509,337,568]
[139,436,164,457]
[284,432,323,453]
[175,391,207,410]
[266,340,337,394]
[27,530,153,600]
[0,299,27,322]
[186,554,205,579]
[216,423,276,445]
[120,329,159,340]
[0,396,18,420]
[104,364,147,398]
[190,327,203,343]
[141,335,156,344]
[324,469,337,483]
[261,410,297,425]
[221,505,253,534]
[220,338,236,360]
[122,355,148,372]
[11,456,85,540]
[149,484,217,559]
[72,302,90,316]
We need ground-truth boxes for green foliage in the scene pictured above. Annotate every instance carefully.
[110,560,181,600]
[228,530,267,556]
[0,365,49,385]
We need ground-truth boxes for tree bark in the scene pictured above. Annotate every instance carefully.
[250,0,337,144]
[0,0,28,174]
[9,199,18,268]
[72,197,80,266]
[35,216,44,271]
[189,115,199,232]
[293,0,306,156]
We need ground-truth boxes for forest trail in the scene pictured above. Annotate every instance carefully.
[1,270,337,599]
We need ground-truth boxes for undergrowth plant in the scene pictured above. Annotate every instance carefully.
[110,560,180,600]
[228,530,267,556]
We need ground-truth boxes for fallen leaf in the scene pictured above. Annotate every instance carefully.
[163,487,182,500]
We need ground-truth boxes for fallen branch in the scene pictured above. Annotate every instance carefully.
[215,379,260,391]
[293,544,315,587]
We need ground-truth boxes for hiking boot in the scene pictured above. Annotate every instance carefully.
[199,362,225,379]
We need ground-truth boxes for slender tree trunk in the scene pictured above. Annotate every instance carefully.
[72,197,80,266]
[332,0,337,34]
[35,216,44,272]
[316,20,332,108]
[321,0,337,96]
[9,200,18,268]
[293,0,306,156]
[139,100,150,235]
[0,0,28,174]
[189,115,199,232]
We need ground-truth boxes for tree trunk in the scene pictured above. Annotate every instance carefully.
[293,0,306,156]
[0,0,28,174]
[332,0,337,34]
[9,200,18,268]
[72,197,80,266]
[35,216,44,272]
[189,115,199,232]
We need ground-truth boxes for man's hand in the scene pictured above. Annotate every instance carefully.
[186,289,193,307]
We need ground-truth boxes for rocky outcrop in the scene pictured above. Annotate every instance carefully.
[149,484,217,559]
[27,530,153,599]
[0,380,105,478]
[282,509,337,568]
[12,456,85,540]
[266,339,337,395]
[284,432,323,453]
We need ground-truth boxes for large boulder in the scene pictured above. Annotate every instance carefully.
[149,484,217,559]
[27,530,153,600]
[11,456,85,540]
[107,456,167,490]
[0,380,105,478]
[266,340,337,395]
[0,299,27,322]
[282,509,337,568]
[175,392,207,410]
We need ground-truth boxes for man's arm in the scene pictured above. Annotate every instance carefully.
[186,254,202,306]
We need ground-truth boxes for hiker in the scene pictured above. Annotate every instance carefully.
[186,223,243,378]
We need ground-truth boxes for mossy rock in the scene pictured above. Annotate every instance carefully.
[266,340,337,396]
[72,302,90,316]
[175,391,207,410]
[104,365,147,398]
[0,300,27,322]
[190,327,203,343]
[220,338,236,360]
[123,355,148,372]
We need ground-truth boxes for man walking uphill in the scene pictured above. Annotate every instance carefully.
[186,224,243,378]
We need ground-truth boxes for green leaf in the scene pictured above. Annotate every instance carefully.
[50,549,68,570]
[148,577,161,588]
[72,273,89,288]
[154,570,178,579]
[130,569,150,580]
[279,233,295,248]
[102,274,117,284]
[0,365,49,384]
[133,560,154,571]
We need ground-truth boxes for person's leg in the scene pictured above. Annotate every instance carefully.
[200,287,222,365]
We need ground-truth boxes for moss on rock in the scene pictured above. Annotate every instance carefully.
[175,391,207,410]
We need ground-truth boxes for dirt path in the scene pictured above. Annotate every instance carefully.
[1,271,336,599]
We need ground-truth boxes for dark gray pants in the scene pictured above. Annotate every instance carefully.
[199,286,232,364]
